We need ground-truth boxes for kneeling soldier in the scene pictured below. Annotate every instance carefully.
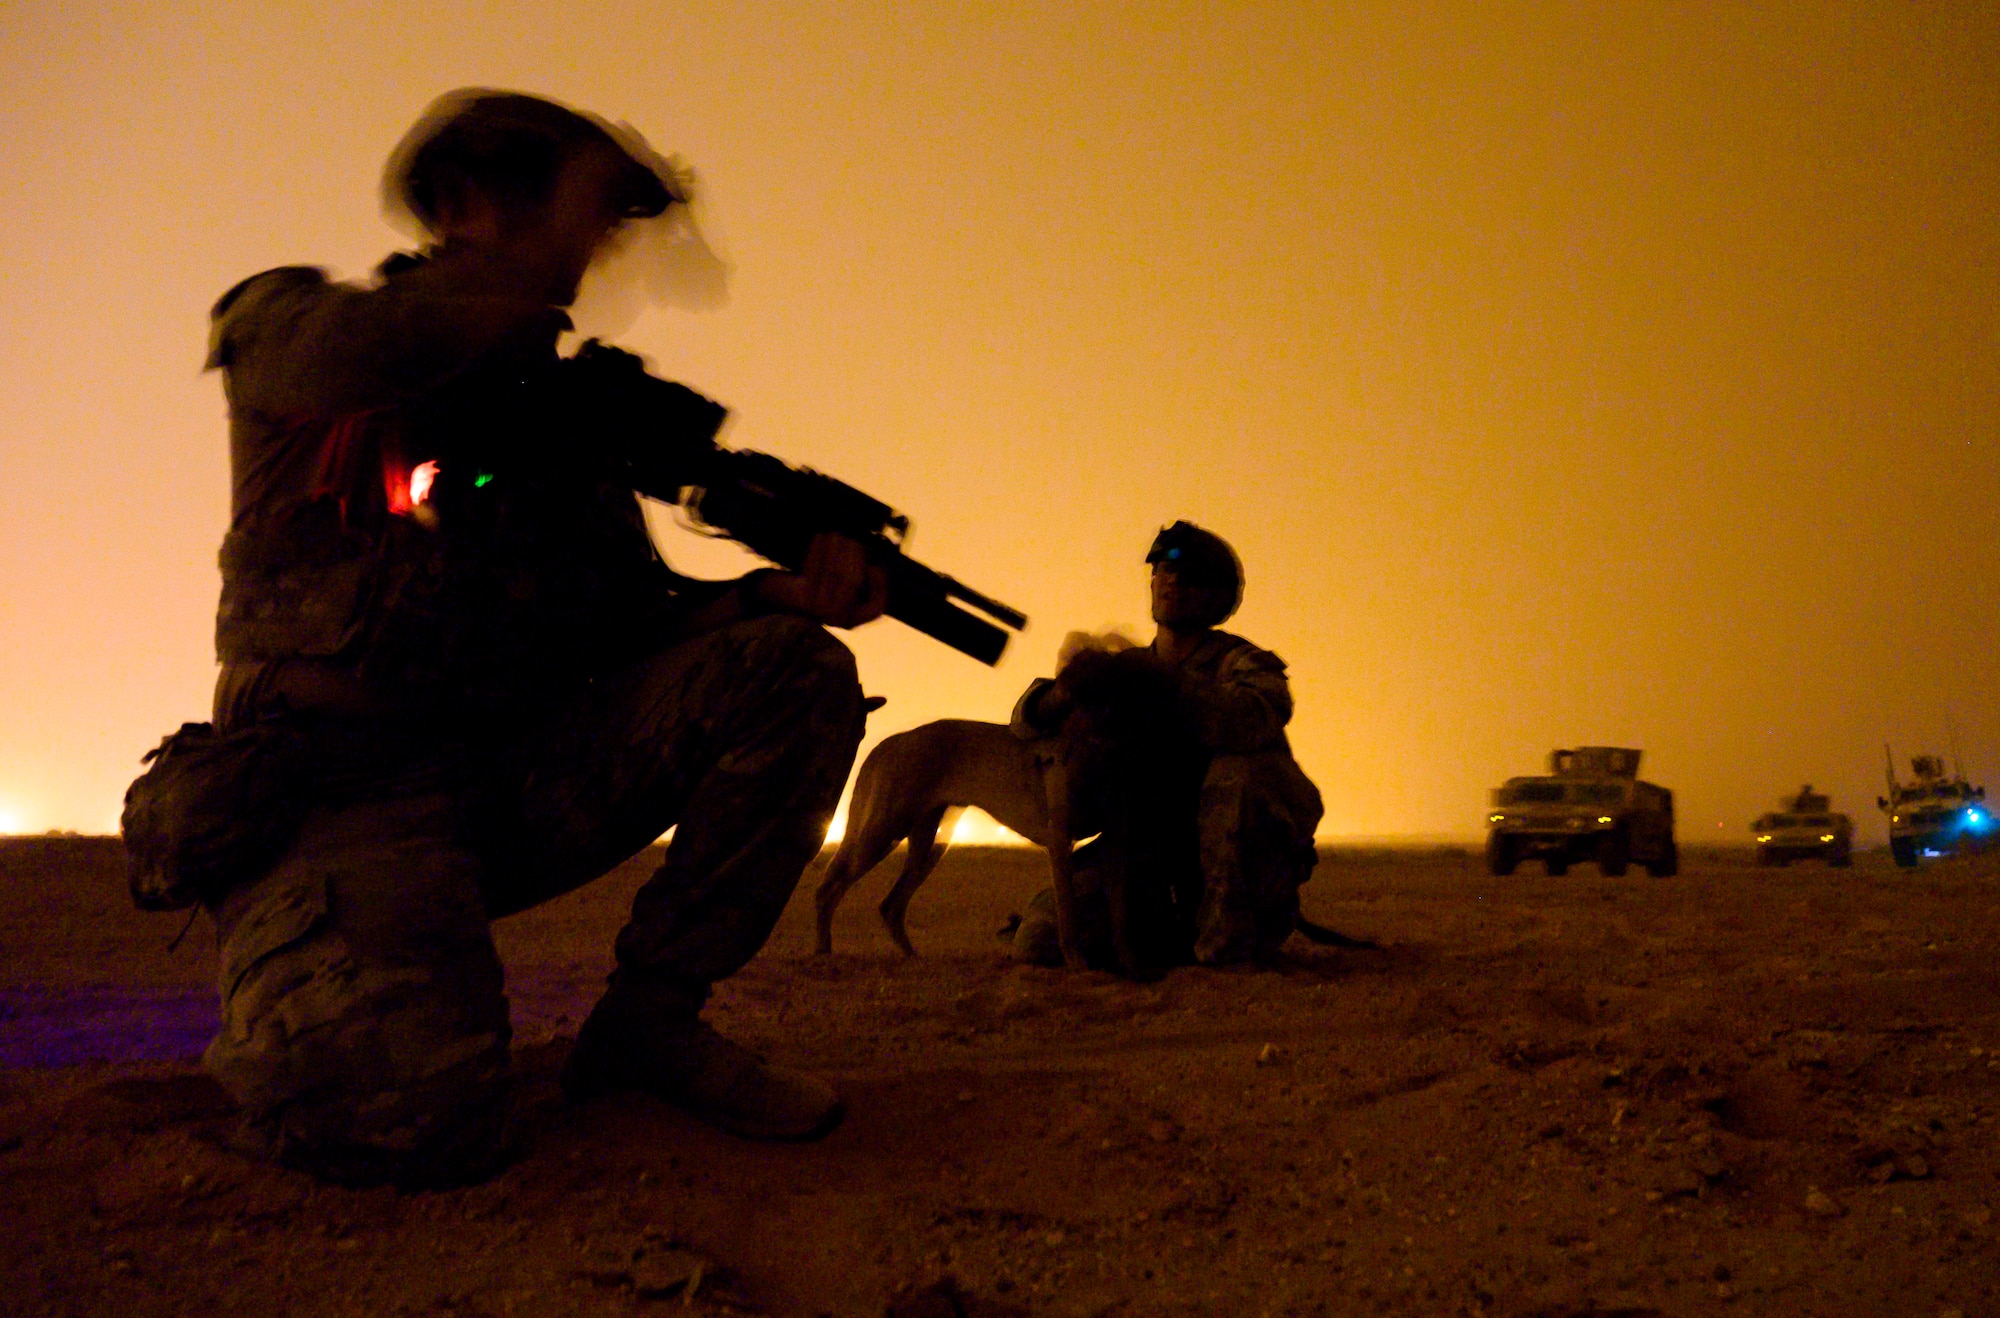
[186,90,888,1186]
[1010,522,1324,967]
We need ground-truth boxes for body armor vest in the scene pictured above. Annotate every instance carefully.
[215,355,677,716]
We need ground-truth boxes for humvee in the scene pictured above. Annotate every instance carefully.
[1486,747,1677,877]
[1879,750,1992,868]
[1752,785,1852,867]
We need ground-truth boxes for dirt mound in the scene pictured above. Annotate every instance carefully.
[3,841,1997,1314]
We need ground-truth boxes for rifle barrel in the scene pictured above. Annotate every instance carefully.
[687,449,1026,664]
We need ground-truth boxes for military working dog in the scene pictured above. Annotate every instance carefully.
[815,646,1201,976]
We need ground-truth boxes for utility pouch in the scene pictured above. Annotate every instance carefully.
[215,496,376,664]
[121,718,313,911]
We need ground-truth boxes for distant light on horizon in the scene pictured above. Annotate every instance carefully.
[819,808,1030,850]
[952,810,1026,846]
[0,808,23,835]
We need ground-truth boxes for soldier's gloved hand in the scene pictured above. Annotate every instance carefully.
[754,532,890,629]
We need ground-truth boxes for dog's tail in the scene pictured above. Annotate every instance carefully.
[1295,916,1379,950]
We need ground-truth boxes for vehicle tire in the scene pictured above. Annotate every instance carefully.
[1485,833,1518,877]
[1890,836,1918,868]
[1829,847,1852,869]
[1755,847,1773,868]
[1544,854,1569,877]
[1646,840,1679,878]
[1596,827,1630,878]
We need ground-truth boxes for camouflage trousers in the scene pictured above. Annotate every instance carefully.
[1191,750,1324,964]
[202,617,865,1186]
[1012,750,1323,969]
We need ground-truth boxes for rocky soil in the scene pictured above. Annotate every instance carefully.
[2,836,1997,1316]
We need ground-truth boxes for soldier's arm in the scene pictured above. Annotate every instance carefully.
[208,265,566,418]
[1177,645,1294,754]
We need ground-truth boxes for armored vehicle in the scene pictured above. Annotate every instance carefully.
[1752,786,1852,867]
[1485,747,1678,877]
[1879,750,1992,867]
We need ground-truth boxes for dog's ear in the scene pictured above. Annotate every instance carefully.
[1056,630,1100,669]
[1057,629,1141,668]
[1055,646,1117,689]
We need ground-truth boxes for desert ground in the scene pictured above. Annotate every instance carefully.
[2,835,1997,1317]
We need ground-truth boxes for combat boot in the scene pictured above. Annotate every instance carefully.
[561,1002,843,1142]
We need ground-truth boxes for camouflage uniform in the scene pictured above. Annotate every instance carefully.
[1011,631,1322,965]
[200,260,863,1184]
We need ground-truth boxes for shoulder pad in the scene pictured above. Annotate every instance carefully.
[207,266,327,368]
[211,266,325,321]
[1213,630,1287,673]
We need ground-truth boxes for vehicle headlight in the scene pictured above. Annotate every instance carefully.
[1488,813,1505,824]
[1819,834,1835,843]
[1756,835,1772,843]
[1596,816,1613,825]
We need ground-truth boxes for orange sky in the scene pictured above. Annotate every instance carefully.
[2,2,1996,841]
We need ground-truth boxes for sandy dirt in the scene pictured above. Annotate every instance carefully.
[2,835,1997,1317]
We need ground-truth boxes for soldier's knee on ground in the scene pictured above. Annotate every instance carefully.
[1009,878,1126,969]
[1193,850,1306,966]
[222,995,516,1188]
[204,796,514,1187]
[1010,889,1064,966]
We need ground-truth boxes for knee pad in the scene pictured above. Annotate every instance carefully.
[204,801,512,1185]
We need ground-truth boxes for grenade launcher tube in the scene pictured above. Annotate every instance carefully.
[675,448,1025,666]
[566,342,1026,663]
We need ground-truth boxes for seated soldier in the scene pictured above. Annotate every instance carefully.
[1009,522,1323,966]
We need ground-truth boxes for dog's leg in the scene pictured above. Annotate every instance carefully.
[815,823,904,955]
[1043,761,1087,969]
[1103,831,1139,979]
[879,805,956,957]
[813,846,858,955]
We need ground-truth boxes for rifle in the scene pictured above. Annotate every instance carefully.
[568,341,1027,665]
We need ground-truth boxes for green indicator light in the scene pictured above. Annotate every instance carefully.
[474,472,495,488]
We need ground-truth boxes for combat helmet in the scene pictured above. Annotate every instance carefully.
[383,89,687,235]
[1146,521,1243,625]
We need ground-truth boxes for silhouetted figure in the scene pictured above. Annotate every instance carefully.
[187,90,889,1186]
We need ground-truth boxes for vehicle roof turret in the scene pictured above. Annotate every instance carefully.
[1548,747,1642,779]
